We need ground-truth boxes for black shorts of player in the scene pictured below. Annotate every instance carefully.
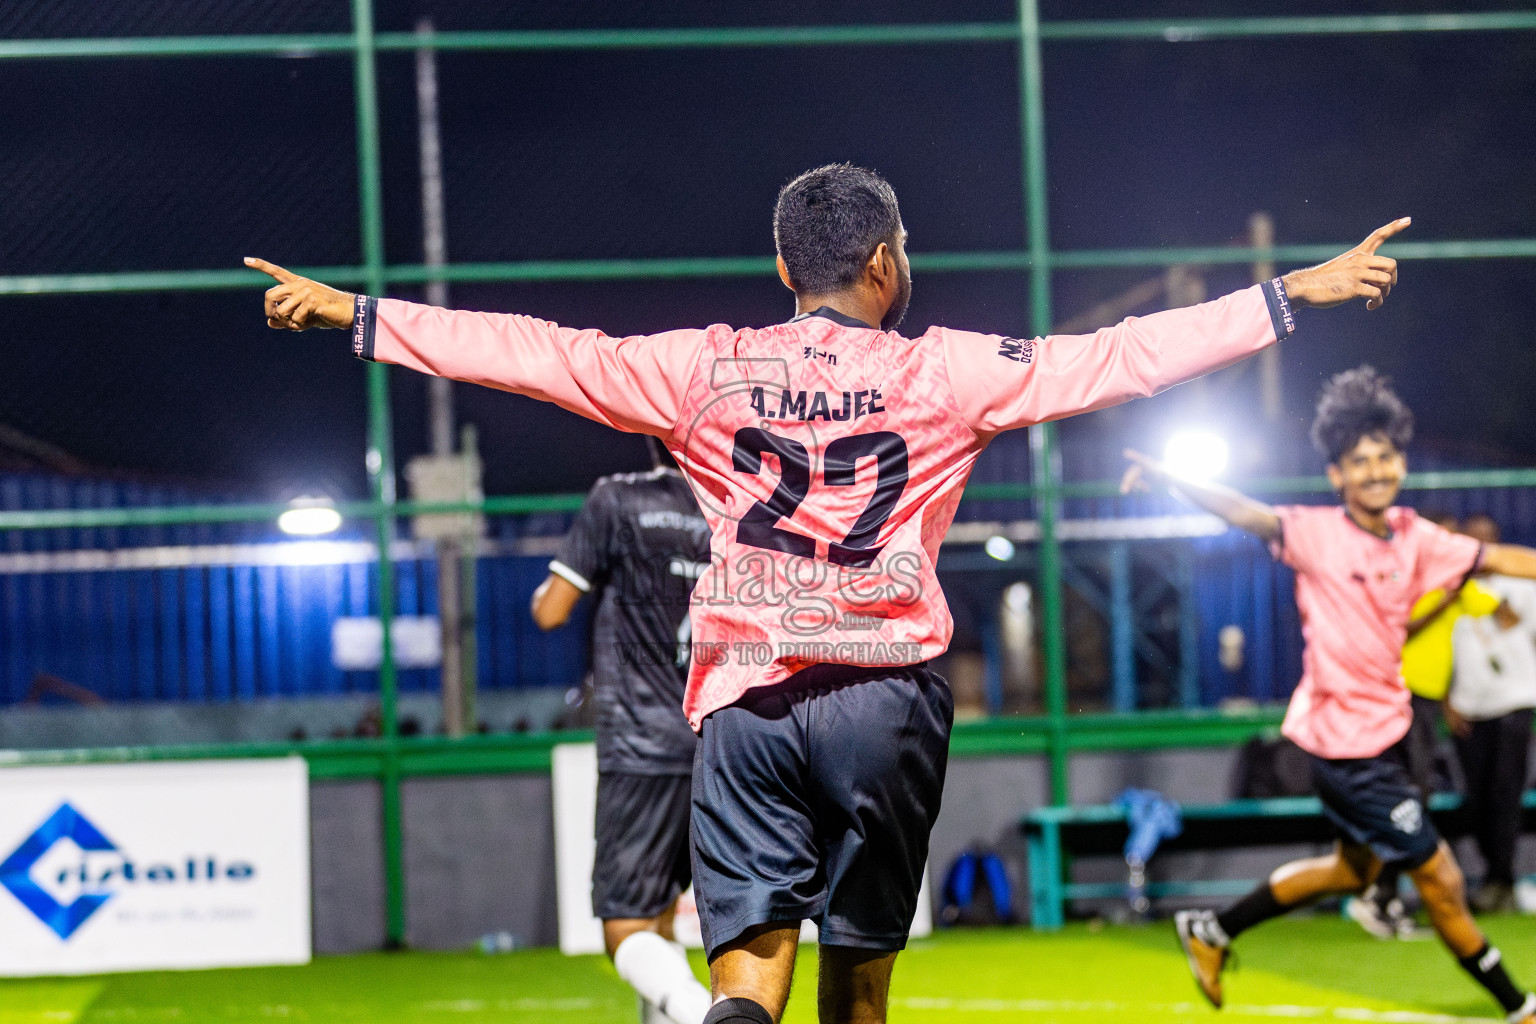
[1309,738,1441,869]
[592,771,693,920]
[690,663,953,959]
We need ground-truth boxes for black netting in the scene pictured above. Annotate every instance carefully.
[0,59,358,276]
[0,0,347,39]
[372,0,1011,33]
[2,0,1535,487]
[1045,31,1536,249]
[373,43,1023,265]
[1,291,368,497]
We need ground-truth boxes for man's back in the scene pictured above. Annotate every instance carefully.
[672,308,977,727]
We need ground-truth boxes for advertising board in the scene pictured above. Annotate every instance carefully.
[0,757,311,975]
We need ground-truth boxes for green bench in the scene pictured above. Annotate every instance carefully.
[1022,791,1497,930]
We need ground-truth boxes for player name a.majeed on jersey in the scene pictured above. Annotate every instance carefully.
[747,386,886,422]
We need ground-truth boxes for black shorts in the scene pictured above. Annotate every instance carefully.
[1310,739,1441,869]
[690,664,953,959]
[592,771,693,920]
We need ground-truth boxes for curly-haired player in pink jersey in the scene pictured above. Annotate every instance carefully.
[248,164,1404,1024]
[1125,367,1536,1023]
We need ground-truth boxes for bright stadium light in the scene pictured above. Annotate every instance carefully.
[984,535,1016,561]
[278,496,342,536]
[1163,430,1229,482]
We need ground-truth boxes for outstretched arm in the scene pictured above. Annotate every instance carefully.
[1121,449,1281,542]
[1280,218,1407,311]
[244,257,354,329]
[944,219,1410,436]
[1479,544,1536,580]
[241,258,706,438]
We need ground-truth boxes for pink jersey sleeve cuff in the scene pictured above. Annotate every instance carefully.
[1261,277,1297,340]
[351,294,378,361]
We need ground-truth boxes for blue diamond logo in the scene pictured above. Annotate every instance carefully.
[1,803,119,939]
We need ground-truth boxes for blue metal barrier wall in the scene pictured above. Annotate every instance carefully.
[8,467,1536,710]
[0,470,588,704]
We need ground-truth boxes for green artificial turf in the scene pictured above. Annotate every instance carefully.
[4,914,1536,1022]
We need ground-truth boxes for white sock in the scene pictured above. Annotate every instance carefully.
[640,996,670,1024]
[613,932,712,1024]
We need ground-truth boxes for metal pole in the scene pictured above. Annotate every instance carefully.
[1176,547,1200,708]
[1018,0,1069,806]
[460,424,480,731]
[417,17,455,452]
[416,16,466,739]
[1249,212,1283,423]
[1108,542,1135,712]
[352,0,406,949]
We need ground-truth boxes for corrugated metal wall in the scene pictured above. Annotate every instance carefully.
[0,471,588,704]
[6,467,1536,709]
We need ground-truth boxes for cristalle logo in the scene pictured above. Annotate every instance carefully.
[0,802,257,941]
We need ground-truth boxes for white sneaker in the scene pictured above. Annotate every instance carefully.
[1346,892,1397,941]
[1174,910,1230,1008]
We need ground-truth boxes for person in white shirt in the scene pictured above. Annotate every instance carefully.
[1447,514,1536,913]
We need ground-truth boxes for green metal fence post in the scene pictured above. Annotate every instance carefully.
[1018,0,1070,806]
[351,0,406,950]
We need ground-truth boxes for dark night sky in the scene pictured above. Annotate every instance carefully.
[1,0,1533,498]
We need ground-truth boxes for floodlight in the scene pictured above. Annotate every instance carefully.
[984,535,1016,561]
[278,496,342,536]
[1163,430,1229,482]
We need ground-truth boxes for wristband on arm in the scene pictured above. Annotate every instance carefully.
[1261,277,1297,340]
[352,294,378,361]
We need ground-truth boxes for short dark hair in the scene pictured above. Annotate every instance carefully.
[1310,365,1414,464]
[773,163,902,295]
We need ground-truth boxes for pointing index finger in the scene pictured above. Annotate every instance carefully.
[1356,217,1412,255]
[244,256,296,283]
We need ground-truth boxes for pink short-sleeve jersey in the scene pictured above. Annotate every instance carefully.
[360,281,1289,729]
[1272,505,1482,759]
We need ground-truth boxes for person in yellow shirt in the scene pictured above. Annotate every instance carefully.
[1349,513,1502,939]
[1404,582,1504,703]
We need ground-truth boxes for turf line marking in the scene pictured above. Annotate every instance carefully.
[419,997,601,1013]
[894,997,1494,1023]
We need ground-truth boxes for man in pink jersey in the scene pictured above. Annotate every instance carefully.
[248,163,1403,1024]
[1125,367,1536,1023]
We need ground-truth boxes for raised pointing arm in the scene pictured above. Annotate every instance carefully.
[943,219,1411,437]
[1479,544,1536,581]
[241,258,702,438]
[1121,449,1282,542]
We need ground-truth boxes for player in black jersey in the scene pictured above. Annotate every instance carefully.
[532,438,714,1024]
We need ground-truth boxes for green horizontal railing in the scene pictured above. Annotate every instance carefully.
[0,706,1288,776]
[6,238,1536,296]
[2,11,1532,62]
[1042,12,1536,40]
[3,469,1531,533]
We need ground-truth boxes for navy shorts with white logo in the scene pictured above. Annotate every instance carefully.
[690,663,953,959]
[1309,740,1441,869]
[592,771,693,920]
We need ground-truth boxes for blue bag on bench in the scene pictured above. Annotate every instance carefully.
[1117,788,1183,915]
[940,848,1014,925]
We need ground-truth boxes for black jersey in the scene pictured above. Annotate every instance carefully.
[551,468,710,774]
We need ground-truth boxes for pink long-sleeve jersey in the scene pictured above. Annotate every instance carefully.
[355,279,1295,729]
